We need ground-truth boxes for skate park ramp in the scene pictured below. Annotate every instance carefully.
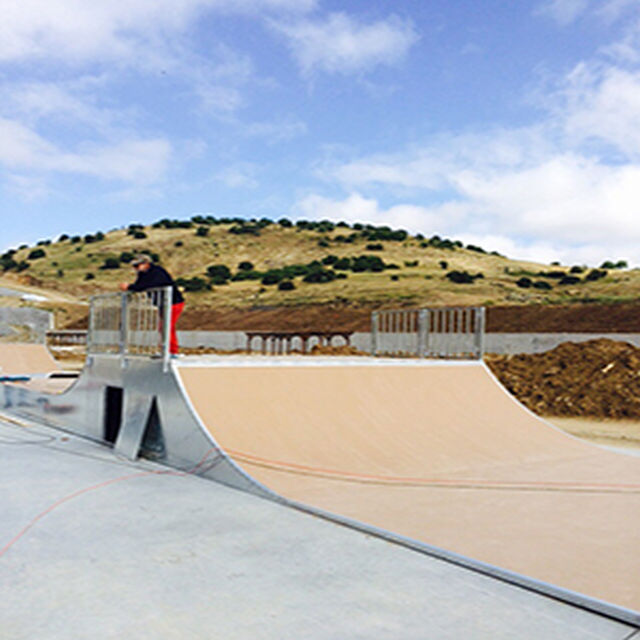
[176,357,640,614]
[0,343,60,376]
[3,417,638,639]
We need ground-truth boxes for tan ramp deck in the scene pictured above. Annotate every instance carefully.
[0,343,61,376]
[176,358,640,613]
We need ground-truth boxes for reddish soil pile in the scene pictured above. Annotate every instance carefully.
[485,303,640,333]
[177,303,640,333]
[486,339,640,419]
[65,302,640,333]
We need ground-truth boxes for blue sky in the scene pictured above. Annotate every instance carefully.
[1,0,640,265]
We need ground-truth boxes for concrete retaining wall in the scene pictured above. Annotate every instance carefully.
[0,307,53,343]
[177,330,640,355]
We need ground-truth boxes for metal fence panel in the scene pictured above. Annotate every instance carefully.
[372,307,485,360]
[88,287,172,364]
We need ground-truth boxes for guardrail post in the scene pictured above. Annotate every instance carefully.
[161,286,172,371]
[371,311,379,356]
[417,309,428,358]
[474,307,486,360]
[119,292,128,357]
[87,296,96,354]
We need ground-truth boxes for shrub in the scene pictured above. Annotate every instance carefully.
[333,257,352,270]
[174,241,184,247]
[570,265,585,274]
[445,270,479,284]
[533,280,552,290]
[366,243,384,251]
[361,226,407,242]
[195,226,209,237]
[206,264,231,281]
[278,280,295,291]
[281,264,312,278]
[28,248,46,259]
[154,219,193,229]
[70,236,81,244]
[390,275,399,281]
[176,277,209,292]
[229,223,260,236]
[429,236,459,250]
[56,269,64,277]
[439,260,448,270]
[261,270,284,285]
[58,234,69,242]
[318,239,330,248]
[119,252,135,263]
[37,239,51,246]
[0,257,17,271]
[537,270,566,279]
[559,275,581,285]
[516,277,532,288]
[132,231,147,240]
[84,273,95,280]
[303,268,336,284]
[238,261,254,271]
[278,218,293,228]
[600,260,627,269]
[84,234,97,243]
[585,269,607,282]
[15,261,30,272]
[466,244,486,253]
[404,260,419,267]
[334,233,357,243]
[94,231,105,241]
[321,255,338,265]
[351,255,385,272]
[232,270,262,281]
[100,257,121,270]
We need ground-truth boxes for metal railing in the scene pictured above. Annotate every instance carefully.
[88,287,172,365]
[371,307,485,360]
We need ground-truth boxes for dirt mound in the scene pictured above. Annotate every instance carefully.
[486,339,640,419]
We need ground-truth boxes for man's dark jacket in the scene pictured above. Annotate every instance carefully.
[128,264,184,305]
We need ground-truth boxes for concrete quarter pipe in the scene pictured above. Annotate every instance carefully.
[176,358,640,614]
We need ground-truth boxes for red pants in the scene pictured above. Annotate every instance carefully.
[170,302,185,354]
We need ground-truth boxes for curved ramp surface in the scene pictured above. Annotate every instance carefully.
[0,343,60,376]
[177,358,640,613]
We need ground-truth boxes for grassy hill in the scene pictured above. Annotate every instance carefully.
[1,216,637,329]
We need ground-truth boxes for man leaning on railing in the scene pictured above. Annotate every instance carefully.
[119,254,185,357]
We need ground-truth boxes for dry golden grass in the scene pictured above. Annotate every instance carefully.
[4,221,640,312]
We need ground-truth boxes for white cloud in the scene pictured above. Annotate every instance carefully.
[536,0,640,26]
[295,192,446,234]
[556,64,640,157]
[309,23,640,267]
[535,0,590,25]
[0,0,315,64]
[271,12,418,75]
[0,117,171,184]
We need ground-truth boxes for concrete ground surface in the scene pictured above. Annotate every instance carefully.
[1,419,638,640]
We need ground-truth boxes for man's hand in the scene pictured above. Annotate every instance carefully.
[119,282,129,291]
